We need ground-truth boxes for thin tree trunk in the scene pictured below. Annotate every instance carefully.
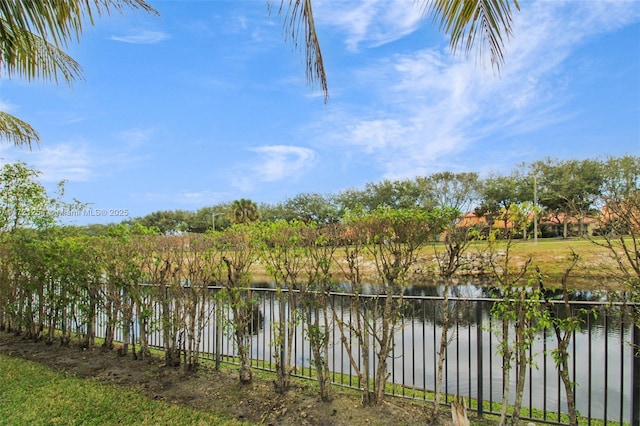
[512,324,527,425]
[433,288,451,419]
[539,263,579,426]
[83,298,95,349]
[233,290,253,383]
[557,340,578,426]
[121,289,132,357]
[498,321,511,426]
[162,296,180,367]
[274,289,290,393]
[103,298,115,350]
[136,301,151,359]
[236,322,252,383]
[306,297,332,401]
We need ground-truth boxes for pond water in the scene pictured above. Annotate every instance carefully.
[237,283,637,424]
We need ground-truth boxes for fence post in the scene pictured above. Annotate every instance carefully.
[476,300,484,418]
[632,308,639,426]
[215,290,222,371]
[279,292,287,383]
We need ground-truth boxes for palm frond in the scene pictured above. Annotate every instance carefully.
[0,111,39,147]
[0,1,157,48]
[0,0,156,146]
[0,22,82,84]
[423,0,519,71]
[270,0,328,103]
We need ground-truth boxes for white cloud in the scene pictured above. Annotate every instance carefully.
[117,128,153,149]
[135,190,223,206]
[314,0,424,51]
[1,125,156,185]
[0,99,17,113]
[250,145,316,182]
[230,145,317,192]
[111,30,169,44]
[316,0,640,179]
[27,143,93,183]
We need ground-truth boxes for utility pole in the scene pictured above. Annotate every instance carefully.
[534,175,538,245]
[212,212,221,231]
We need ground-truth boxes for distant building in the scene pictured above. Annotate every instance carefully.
[457,209,599,238]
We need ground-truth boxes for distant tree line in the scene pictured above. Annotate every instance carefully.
[112,156,637,240]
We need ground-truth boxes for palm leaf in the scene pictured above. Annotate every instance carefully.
[0,111,39,147]
[0,22,82,84]
[0,1,156,83]
[0,0,156,146]
[0,1,157,48]
[271,0,519,102]
[270,0,328,103]
[424,0,519,71]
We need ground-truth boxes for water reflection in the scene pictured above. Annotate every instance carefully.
[242,282,636,423]
[253,281,629,335]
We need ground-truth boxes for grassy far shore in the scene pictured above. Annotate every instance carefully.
[249,237,627,290]
[471,237,620,284]
[0,354,253,426]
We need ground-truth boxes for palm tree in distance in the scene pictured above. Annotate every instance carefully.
[230,199,260,225]
[0,0,156,146]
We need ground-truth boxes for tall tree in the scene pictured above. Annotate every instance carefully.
[592,155,640,299]
[476,170,531,230]
[0,0,156,146]
[192,204,231,232]
[281,192,340,224]
[336,179,423,212]
[258,220,310,393]
[229,198,260,225]
[216,224,260,384]
[134,209,194,234]
[418,171,480,212]
[533,158,604,238]
[0,161,78,231]
[334,206,436,406]
[483,202,541,426]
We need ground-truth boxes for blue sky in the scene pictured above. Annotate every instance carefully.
[1,0,639,225]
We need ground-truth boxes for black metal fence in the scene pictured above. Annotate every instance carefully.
[106,286,639,425]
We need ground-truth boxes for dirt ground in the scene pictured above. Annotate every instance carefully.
[0,332,459,426]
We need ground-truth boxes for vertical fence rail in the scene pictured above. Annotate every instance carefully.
[476,300,484,417]
[633,313,640,426]
[86,286,639,426]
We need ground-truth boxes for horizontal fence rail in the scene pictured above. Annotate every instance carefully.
[88,285,638,425]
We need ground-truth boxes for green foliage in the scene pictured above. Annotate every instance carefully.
[258,220,311,284]
[229,199,260,225]
[0,162,81,232]
[417,171,480,212]
[533,157,604,218]
[279,192,341,224]
[132,209,196,234]
[336,178,424,212]
[476,170,532,230]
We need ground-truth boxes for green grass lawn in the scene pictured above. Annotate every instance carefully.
[0,354,254,426]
